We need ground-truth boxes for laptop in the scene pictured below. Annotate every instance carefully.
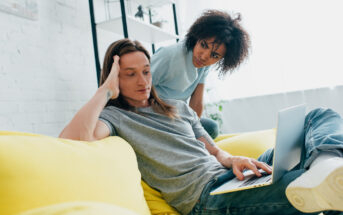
[210,104,306,195]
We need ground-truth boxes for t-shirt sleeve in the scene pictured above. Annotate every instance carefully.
[151,47,171,85]
[99,106,119,136]
[192,116,208,139]
[198,67,210,84]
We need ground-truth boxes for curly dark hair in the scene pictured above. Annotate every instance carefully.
[185,10,251,76]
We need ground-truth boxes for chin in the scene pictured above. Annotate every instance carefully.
[138,94,150,101]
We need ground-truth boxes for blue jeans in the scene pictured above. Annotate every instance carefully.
[201,117,219,139]
[189,108,343,215]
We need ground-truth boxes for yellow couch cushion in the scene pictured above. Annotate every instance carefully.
[141,181,180,215]
[17,201,139,215]
[215,129,276,159]
[0,131,150,215]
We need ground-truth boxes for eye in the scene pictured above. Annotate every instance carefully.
[143,70,150,75]
[211,53,219,59]
[200,40,207,48]
[127,73,135,77]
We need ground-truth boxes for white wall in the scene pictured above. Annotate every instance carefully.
[180,0,343,102]
[218,85,343,133]
[178,0,343,133]
[0,1,99,136]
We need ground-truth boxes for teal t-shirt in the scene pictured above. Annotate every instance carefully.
[151,41,211,102]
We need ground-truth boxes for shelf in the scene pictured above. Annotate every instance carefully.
[97,15,178,43]
[131,0,175,8]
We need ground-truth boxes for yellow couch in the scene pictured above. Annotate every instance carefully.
[0,129,275,215]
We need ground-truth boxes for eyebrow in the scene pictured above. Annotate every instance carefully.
[212,51,222,57]
[123,64,150,71]
[208,42,223,57]
[202,40,209,48]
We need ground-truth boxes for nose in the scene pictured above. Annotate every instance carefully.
[137,73,148,85]
[199,50,210,61]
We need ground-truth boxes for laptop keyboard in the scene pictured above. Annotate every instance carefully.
[239,171,272,187]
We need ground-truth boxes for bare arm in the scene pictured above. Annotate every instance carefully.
[197,135,272,180]
[59,87,112,141]
[189,84,204,117]
[59,56,121,141]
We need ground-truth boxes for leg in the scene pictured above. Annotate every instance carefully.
[286,108,343,213]
[189,168,315,215]
[302,108,343,168]
[200,117,219,139]
[254,108,343,170]
[189,150,307,215]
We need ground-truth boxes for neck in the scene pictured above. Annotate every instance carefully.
[125,98,150,108]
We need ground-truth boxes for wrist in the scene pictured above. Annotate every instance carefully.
[224,154,234,167]
[98,86,114,101]
[105,89,113,101]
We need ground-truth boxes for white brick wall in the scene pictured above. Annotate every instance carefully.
[0,0,179,137]
[0,0,104,137]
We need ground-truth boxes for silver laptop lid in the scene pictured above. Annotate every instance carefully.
[272,104,306,182]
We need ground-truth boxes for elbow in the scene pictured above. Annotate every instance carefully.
[58,128,76,140]
[59,126,95,141]
[190,98,203,108]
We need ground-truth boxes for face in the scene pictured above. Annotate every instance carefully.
[192,37,226,68]
[118,51,151,107]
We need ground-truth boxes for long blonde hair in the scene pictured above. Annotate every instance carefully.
[100,39,177,119]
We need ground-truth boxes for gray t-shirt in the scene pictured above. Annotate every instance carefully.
[99,99,227,214]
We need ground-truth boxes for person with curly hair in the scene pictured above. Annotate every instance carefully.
[151,10,250,139]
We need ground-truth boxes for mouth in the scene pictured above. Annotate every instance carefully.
[194,57,204,67]
[137,88,150,93]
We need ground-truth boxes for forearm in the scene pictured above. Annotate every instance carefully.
[59,86,111,140]
[189,84,204,117]
[215,150,234,168]
[198,135,233,168]
[198,134,273,180]
[189,101,203,117]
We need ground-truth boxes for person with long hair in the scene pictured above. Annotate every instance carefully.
[60,39,343,215]
[150,10,251,139]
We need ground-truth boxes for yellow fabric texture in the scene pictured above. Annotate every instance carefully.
[215,129,276,159]
[141,181,180,215]
[0,131,150,215]
[17,201,139,215]
[141,129,276,215]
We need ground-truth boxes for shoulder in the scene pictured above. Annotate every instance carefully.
[200,65,211,72]
[162,99,192,113]
[101,105,125,118]
[162,98,185,105]
[103,105,119,112]
[198,66,211,78]
[153,41,187,58]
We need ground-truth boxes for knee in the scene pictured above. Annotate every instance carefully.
[200,118,219,139]
[305,108,339,124]
[304,108,343,131]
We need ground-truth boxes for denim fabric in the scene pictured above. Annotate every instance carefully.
[200,117,219,139]
[189,108,343,215]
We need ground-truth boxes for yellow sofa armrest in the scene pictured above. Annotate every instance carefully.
[0,131,150,215]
